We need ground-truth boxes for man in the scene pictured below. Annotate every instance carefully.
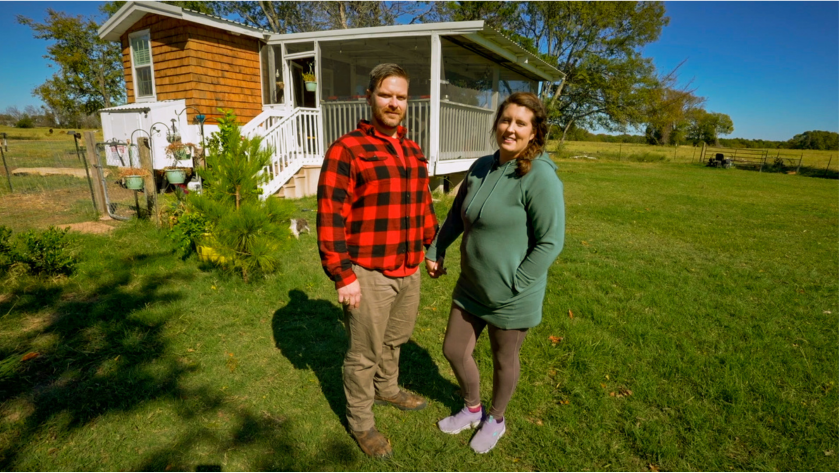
[317,63,438,458]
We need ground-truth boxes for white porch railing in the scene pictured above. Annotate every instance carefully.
[321,99,431,156]
[259,107,323,199]
[439,100,496,161]
[242,108,288,137]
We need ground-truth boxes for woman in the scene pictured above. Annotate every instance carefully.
[425,92,565,454]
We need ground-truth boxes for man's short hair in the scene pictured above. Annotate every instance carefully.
[367,64,410,94]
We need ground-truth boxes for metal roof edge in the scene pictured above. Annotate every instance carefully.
[266,20,486,43]
[475,26,565,82]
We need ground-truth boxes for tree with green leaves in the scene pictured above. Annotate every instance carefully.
[642,62,705,145]
[684,109,733,146]
[786,131,839,151]
[515,2,669,140]
[18,9,125,127]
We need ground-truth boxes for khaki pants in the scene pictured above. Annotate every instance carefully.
[343,264,421,432]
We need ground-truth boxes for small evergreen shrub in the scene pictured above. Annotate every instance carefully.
[188,111,294,281]
[169,211,210,258]
[0,225,77,276]
[15,115,35,128]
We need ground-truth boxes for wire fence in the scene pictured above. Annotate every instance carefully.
[0,134,142,230]
[93,142,145,221]
[550,140,838,179]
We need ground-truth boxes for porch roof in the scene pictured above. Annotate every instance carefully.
[100,3,564,82]
[270,21,563,82]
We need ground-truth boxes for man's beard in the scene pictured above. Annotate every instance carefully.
[373,106,404,129]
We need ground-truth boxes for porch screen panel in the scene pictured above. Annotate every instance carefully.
[439,38,497,161]
[319,37,431,154]
[498,69,537,102]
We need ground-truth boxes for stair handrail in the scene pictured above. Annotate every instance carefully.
[242,109,287,137]
[257,107,323,199]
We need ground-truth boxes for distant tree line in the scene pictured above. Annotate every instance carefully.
[556,127,839,151]
[1,105,100,129]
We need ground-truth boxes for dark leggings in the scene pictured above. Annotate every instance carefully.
[442,304,528,419]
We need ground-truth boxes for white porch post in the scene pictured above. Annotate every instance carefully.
[491,66,500,111]
[429,33,442,175]
[282,43,292,106]
[315,41,321,109]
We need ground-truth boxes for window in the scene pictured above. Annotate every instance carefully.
[130,31,155,100]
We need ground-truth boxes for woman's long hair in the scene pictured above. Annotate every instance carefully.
[491,92,548,177]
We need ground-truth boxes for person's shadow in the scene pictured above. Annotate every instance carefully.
[271,289,461,429]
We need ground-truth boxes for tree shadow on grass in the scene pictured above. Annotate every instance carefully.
[270,289,461,429]
[0,249,355,471]
[0,250,194,469]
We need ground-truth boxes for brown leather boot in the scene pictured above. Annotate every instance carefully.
[374,390,428,411]
[351,426,393,458]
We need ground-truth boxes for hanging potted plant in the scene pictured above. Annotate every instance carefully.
[118,167,150,191]
[302,65,317,92]
[164,142,195,184]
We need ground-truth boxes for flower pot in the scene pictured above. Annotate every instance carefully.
[124,175,144,190]
[304,81,317,92]
[165,169,186,184]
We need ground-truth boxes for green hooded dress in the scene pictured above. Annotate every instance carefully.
[426,151,565,329]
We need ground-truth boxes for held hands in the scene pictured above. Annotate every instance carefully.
[337,280,362,309]
[425,258,447,278]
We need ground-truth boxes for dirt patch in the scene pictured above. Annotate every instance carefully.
[0,188,96,231]
[11,167,110,179]
[61,220,118,235]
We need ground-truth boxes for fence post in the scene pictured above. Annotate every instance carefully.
[618,144,622,161]
[137,137,159,226]
[759,154,765,173]
[0,146,12,193]
[673,144,678,160]
[700,142,706,163]
[82,132,106,216]
[825,156,832,176]
[796,153,803,173]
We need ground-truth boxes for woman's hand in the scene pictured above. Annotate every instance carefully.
[425,258,447,278]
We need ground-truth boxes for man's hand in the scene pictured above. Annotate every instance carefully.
[425,258,447,278]
[337,280,362,309]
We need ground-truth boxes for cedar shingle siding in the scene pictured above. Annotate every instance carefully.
[122,14,263,124]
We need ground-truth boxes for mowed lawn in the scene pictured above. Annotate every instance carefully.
[0,159,836,471]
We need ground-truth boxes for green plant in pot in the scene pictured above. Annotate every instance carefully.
[302,64,317,92]
[164,141,195,184]
[188,110,294,282]
[118,166,150,191]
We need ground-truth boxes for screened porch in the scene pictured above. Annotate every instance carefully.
[258,23,558,175]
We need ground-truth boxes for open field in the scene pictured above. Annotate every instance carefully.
[0,158,837,471]
[550,140,839,172]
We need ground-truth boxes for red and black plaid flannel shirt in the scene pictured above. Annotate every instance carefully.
[317,120,438,288]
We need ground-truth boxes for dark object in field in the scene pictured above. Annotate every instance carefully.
[290,218,311,239]
[707,152,733,169]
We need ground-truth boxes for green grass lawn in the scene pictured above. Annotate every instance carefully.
[0,159,837,471]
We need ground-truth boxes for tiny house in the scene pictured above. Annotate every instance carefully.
[98,1,564,197]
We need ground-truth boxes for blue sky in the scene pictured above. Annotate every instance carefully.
[2,1,837,141]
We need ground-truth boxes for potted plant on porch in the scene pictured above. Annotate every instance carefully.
[164,141,196,185]
[302,64,317,92]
